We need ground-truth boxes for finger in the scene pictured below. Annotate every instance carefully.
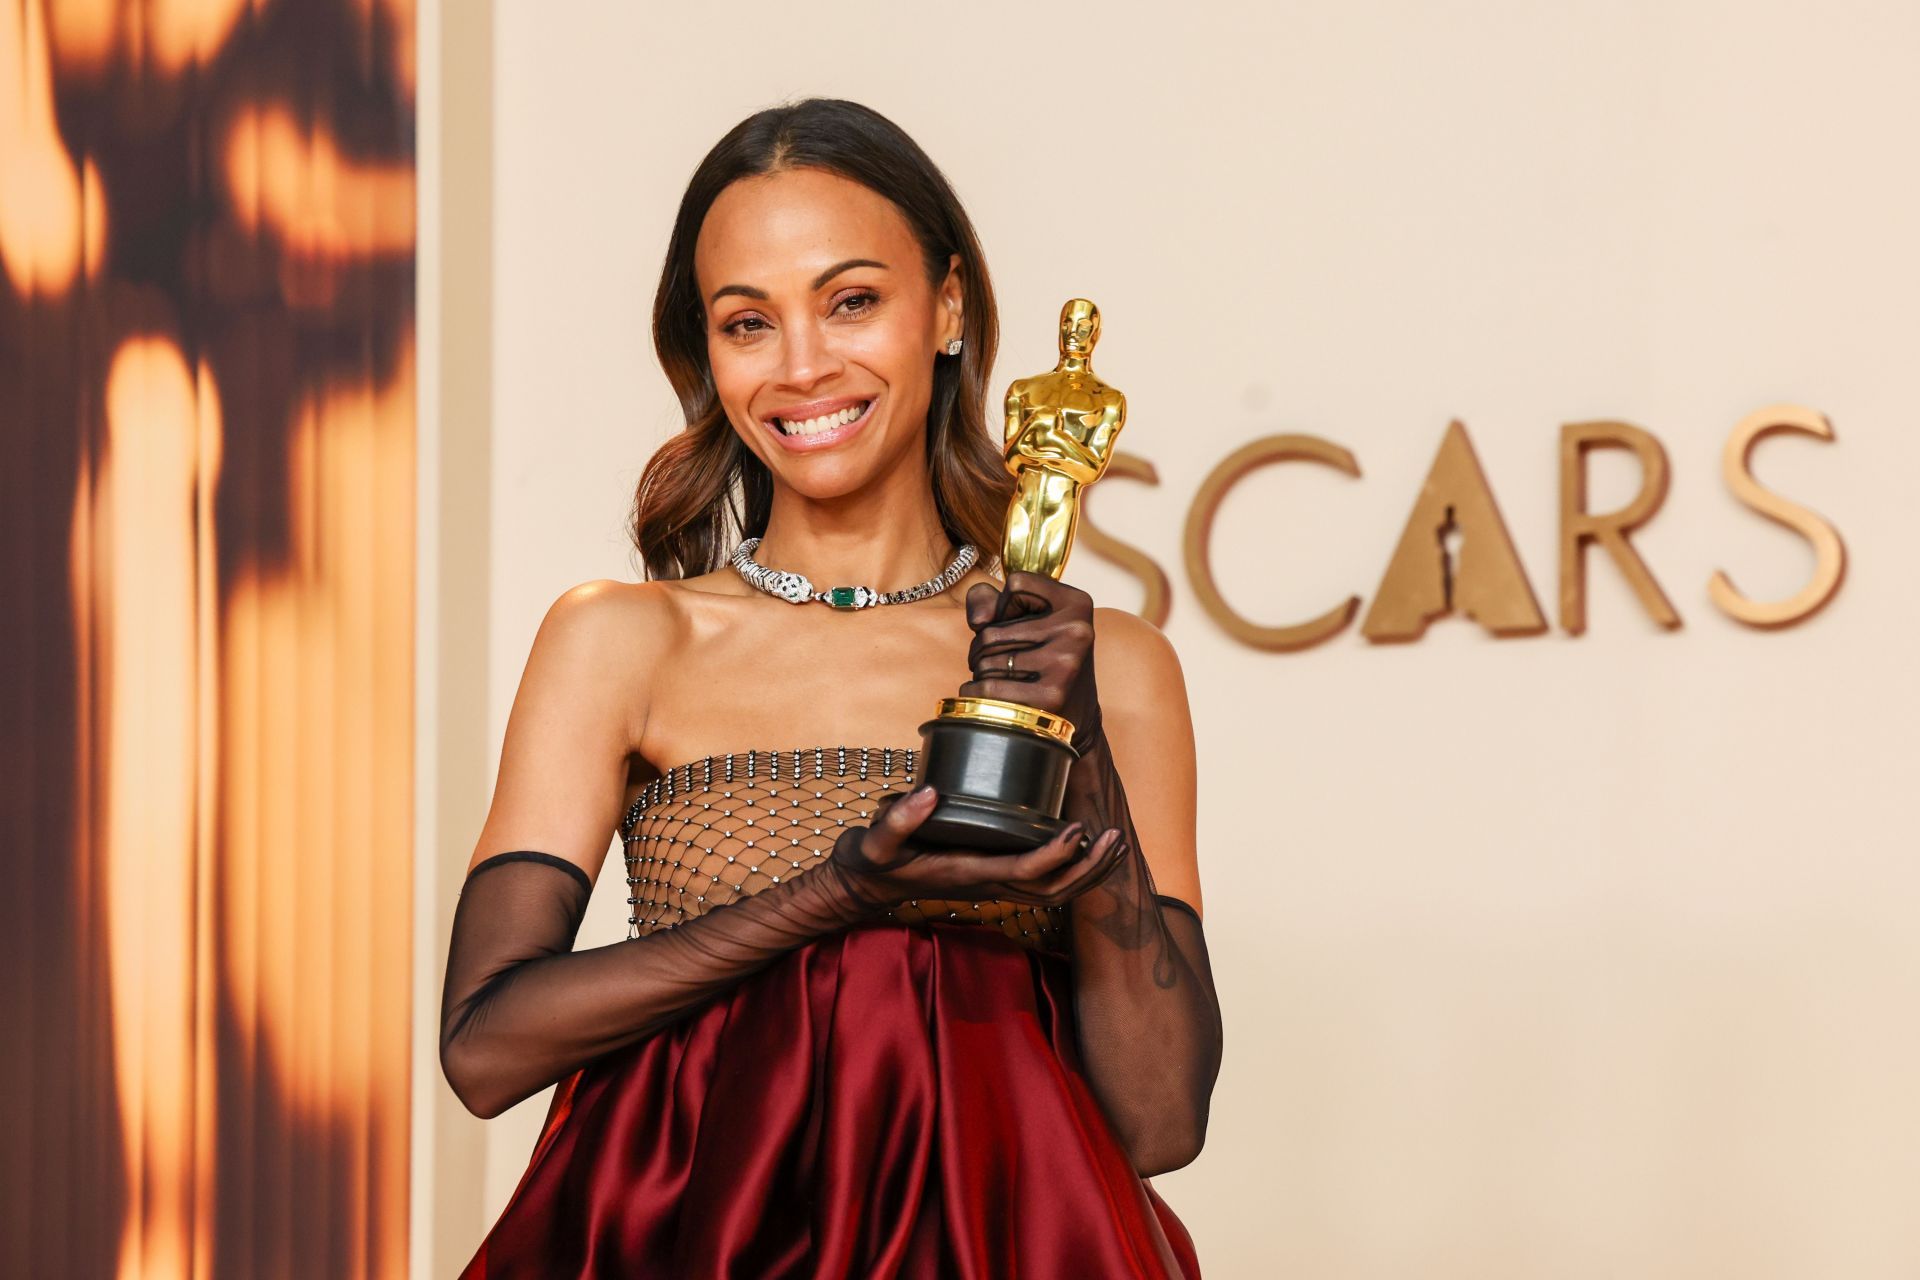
[1001,603,1093,659]
[1000,571,1088,617]
[1014,836,1130,907]
[966,635,1045,676]
[965,582,1002,629]
[919,822,1086,894]
[996,821,1091,881]
[980,836,1124,908]
[864,785,940,859]
[957,675,1046,704]
[1007,830,1121,903]
[1036,825,1121,898]
[966,619,1057,666]
[961,650,1076,702]
[1004,569,1093,606]
[993,582,1051,623]
[966,634,1083,682]
[1072,833,1132,894]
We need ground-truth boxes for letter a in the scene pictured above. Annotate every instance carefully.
[1361,420,1547,642]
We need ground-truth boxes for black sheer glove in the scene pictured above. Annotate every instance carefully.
[439,849,887,1119]
[959,572,1224,1175]
[960,570,1105,752]
[439,788,1129,1121]
[1061,735,1224,1176]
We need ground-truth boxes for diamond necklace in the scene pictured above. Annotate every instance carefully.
[729,536,979,610]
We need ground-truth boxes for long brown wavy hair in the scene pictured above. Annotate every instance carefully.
[632,98,1012,580]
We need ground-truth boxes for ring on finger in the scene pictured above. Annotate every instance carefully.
[1005,651,1016,676]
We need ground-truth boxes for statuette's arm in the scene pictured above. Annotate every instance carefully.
[1003,380,1029,447]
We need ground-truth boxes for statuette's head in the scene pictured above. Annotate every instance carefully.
[1059,298,1100,357]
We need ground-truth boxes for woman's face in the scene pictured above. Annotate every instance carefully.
[694,166,963,505]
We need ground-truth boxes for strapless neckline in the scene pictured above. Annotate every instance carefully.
[624,745,922,835]
[644,744,923,781]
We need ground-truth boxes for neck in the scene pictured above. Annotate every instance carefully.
[753,458,959,592]
[1059,353,1089,373]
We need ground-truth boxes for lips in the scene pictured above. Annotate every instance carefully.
[762,396,876,452]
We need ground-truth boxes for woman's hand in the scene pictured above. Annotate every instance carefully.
[828,784,1128,911]
[957,570,1105,751]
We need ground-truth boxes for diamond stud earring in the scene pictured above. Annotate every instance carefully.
[944,338,963,355]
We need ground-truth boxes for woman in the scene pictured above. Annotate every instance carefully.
[441,98,1224,1278]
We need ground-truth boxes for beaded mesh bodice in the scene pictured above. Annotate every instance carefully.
[620,747,1069,956]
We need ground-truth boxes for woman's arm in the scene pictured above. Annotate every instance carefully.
[1061,610,1221,1177]
[438,583,887,1118]
[440,842,888,1118]
[959,584,1224,1177]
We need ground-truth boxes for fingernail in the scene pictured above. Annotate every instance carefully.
[911,784,937,803]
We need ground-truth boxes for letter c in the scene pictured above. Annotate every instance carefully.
[1182,434,1361,652]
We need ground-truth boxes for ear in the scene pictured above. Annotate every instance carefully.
[937,253,965,348]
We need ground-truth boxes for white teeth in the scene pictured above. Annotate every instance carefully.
[777,401,868,436]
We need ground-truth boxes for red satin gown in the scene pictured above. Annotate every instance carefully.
[458,747,1201,1279]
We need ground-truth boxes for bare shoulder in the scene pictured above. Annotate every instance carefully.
[539,577,681,644]
[1092,606,1189,705]
[468,579,686,881]
[1089,608,1196,790]
[528,578,684,738]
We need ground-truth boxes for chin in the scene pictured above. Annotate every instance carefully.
[767,458,883,503]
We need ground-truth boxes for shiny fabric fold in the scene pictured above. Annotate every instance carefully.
[460,920,1200,1279]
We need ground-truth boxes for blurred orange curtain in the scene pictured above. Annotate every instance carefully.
[1,0,417,1276]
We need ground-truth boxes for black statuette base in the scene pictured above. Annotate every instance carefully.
[898,714,1079,852]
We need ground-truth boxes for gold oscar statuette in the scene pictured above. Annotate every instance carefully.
[906,298,1128,850]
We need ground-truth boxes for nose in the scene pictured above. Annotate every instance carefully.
[776,317,843,391]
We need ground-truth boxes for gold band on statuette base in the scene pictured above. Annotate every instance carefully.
[935,697,1077,748]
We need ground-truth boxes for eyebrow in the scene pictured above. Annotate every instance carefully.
[707,258,890,306]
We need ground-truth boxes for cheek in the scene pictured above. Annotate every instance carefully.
[706,343,763,417]
[839,317,933,392]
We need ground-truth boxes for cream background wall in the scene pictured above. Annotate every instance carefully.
[434,2,1920,1274]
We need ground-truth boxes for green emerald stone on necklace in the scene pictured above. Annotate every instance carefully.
[828,586,862,609]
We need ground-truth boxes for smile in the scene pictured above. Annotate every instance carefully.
[764,397,876,451]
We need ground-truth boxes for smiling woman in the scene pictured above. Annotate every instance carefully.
[441,97,1220,1278]
[635,102,1012,581]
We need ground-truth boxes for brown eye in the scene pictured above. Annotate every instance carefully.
[836,290,879,315]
